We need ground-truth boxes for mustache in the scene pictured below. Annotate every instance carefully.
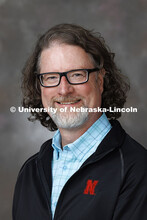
[52,96,82,102]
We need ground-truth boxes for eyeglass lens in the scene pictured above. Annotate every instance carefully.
[40,69,88,86]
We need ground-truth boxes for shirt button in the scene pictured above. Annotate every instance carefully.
[63,166,67,170]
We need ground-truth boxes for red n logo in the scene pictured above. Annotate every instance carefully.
[83,179,99,195]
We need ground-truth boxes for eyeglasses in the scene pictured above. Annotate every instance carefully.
[37,68,99,87]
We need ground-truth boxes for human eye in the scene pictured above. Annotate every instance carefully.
[73,73,83,77]
[70,70,86,78]
[43,73,58,81]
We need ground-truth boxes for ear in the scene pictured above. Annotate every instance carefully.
[97,68,105,94]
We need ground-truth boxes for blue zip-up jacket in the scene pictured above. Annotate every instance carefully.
[12,120,147,220]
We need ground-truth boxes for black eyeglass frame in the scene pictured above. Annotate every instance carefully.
[37,68,99,88]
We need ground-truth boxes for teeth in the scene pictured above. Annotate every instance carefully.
[60,102,76,104]
[58,100,80,104]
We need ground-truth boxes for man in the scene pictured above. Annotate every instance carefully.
[13,24,147,220]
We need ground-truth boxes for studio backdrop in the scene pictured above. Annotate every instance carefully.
[0,0,146,219]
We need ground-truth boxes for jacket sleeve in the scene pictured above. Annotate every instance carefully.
[112,149,147,220]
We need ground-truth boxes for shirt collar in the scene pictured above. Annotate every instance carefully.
[52,113,111,161]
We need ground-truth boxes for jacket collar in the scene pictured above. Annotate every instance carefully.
[38,120,126,162]
[79,119,126,167]
[95,120,126,154]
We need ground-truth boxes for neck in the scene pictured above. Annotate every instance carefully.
[59,112,102,148]
[59,127,87,148]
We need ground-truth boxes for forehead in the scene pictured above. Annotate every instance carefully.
[39,43,95,72]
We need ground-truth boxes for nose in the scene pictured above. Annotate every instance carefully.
[57,76,74,95]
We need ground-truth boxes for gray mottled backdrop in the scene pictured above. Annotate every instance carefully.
[0,0,147,219]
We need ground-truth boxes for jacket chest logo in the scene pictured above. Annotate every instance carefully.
[83,179,99,195]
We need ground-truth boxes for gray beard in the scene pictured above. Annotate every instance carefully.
[49,108,89,129]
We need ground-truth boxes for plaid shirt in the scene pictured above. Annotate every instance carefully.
[51,113,111,217]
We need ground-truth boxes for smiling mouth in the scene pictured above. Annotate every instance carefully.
[56,100,81,105]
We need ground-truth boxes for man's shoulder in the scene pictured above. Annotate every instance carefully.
[109,120,146,166]
[17,139,53,178]
[122,133,147,169]
[124,133,146,154]
[110,119,146,151]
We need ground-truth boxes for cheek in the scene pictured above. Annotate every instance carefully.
[81,82,102,107]
[41,88,53,106]
[41,88,48,98]
[82,80,100,97]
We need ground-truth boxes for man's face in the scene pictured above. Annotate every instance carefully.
[39,43,104,130]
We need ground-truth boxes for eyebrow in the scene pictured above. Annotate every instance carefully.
[40,66,96,74]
